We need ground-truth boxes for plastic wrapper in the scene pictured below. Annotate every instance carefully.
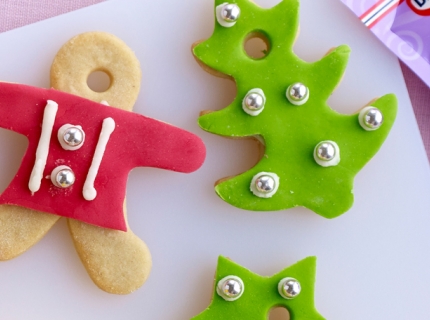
[341,0,430,88]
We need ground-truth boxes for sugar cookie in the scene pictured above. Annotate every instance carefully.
[192,256,324,319]
[192,0,397,218]
[0,32,206,294]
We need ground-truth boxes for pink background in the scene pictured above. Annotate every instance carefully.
[1,0,429,160]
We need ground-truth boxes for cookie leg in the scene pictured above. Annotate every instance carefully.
[0,205,59,260]
[68,214,152,294]
[51,32,151,293]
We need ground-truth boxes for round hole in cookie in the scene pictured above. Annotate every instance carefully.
[268,306,290,320]
[87,70,111,93]
[244,31,270,59]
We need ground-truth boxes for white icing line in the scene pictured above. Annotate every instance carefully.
[83,117,115,201]
[28,100,58,194]
[100,100,109,106]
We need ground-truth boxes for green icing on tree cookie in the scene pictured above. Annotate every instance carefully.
[191,256,325,319]
[193,0,397,218]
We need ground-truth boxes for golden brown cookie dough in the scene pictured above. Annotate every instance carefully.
[51,32,141,111]
[68,206,151,294]
[0,206,59,260]
[51,32,151,294]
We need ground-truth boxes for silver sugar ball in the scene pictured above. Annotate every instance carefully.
[221,3,240,22]
[316,142,336,161]
[244,92,264,111]
[364,108,383,129]
[255,175,276,193]
[221,278,243,298]
[63,126,84,147]
[279,278,301,299]
[288,83,308,102]
[55,168,75,188]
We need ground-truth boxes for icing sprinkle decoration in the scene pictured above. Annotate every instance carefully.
[191,256,325,319]
[0,82,206,231]
[193,0,397,218]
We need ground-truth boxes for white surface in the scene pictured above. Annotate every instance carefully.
[0,0,429,319]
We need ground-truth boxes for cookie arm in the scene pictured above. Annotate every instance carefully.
[0,82,45,135]
[126,115,206,173]
[274,256,326,320]
[198,94,262,137]
[311,45,351,102]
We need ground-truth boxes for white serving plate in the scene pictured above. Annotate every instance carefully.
[0,0,429,319]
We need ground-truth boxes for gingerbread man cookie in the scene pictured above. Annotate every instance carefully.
[193,0,397,218]
[0,32,206,294]
[192,256,324,319]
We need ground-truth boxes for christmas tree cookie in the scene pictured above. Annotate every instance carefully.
[192,0,397,218]
[192,256,324,319]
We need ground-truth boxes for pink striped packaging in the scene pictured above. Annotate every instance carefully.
[341,0,430,89]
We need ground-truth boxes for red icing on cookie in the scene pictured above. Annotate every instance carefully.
[0,82,206,231]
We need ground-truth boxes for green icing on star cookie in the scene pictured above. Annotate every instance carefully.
[191,256,325,320]
[193,0,397,218]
